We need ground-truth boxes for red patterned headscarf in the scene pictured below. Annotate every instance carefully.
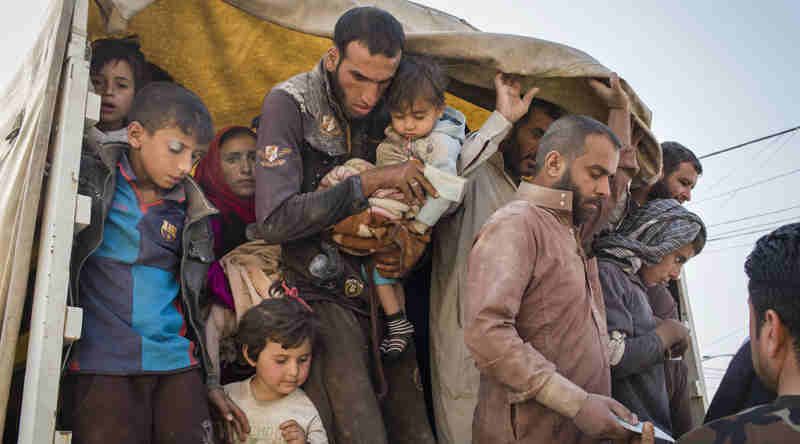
[194,126,256,225]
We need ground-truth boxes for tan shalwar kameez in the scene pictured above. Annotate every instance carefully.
[429,111,516,444]
[464,182,612,444]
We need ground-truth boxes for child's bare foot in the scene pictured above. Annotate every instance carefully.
[380,311,414,360]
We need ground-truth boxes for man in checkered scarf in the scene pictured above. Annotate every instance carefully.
[595,198,706,275]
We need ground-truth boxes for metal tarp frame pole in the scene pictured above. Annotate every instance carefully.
[677,270,709,425]
[0,0,78,439]
[18,0,90,442]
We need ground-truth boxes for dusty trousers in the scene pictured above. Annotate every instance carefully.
[665,358,694,437]
[302,300,435,444]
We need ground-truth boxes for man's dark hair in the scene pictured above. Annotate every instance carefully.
[91,36,149,90]
[250,114,261,131]
[746,223,800,361]
[128,82,214,145]
[386,55,447,112]
[235,283,319,364]
[525,98,567,123]
[510,98,567,140]
[534,114,621,173]
[662,141,703,177]
[334,7,405,58]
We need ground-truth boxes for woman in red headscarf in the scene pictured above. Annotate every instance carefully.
[196,126,260,430]
[195,126,257,309]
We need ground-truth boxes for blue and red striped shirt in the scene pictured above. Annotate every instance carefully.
[69,154,198,374]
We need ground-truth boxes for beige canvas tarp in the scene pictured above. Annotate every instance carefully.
[0,0,666,402]
[90,0,662,183]
[0,0,76,435]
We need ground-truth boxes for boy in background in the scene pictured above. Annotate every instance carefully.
[89,37,149,142]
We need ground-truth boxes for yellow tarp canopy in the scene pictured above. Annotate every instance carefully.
[89,0,661,182]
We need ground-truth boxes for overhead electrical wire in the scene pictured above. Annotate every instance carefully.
[703,132,790,192]
[691,167,800,204]
[707,204,800,228]
[709,215,800,239]
[760,131,798,165]
[698,126,800,160]
[708,226,784,243]
[703,326,747,350]
[702,241,760,255]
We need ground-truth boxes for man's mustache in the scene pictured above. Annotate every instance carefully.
[582,196,604,209]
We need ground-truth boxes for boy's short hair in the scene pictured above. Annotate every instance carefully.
[91,36,149,90]
[128,82,214,145]
[334,7,405,58]
[746,223,800,362]
[386,55,448,113]
[235,283,319,364]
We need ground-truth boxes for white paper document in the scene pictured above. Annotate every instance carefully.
[614,416,675,443]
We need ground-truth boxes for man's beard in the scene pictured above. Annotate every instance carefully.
[553,169,603,225]
[500,139,535,181]
[330,64,348,116]
[648,180,672,200]
[501,140,522,181]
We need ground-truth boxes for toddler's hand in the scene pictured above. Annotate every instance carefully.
[280,419,307,444]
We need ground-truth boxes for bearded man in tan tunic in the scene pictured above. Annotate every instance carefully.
[464,115,638,443]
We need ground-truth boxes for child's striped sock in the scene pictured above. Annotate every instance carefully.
[380,311,414,360]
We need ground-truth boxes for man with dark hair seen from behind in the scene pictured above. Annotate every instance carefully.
[243,7,436,444]
[464,115,641,443]
[679,223,800,443]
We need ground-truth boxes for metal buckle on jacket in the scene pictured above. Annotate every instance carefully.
[343,277,364,298]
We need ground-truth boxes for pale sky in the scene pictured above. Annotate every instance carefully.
[410,0,800,398]
[2,0,798,400]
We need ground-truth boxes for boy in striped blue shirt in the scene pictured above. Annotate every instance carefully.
[66,82,221,443]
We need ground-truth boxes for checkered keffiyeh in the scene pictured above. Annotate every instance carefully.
[595,199,707,275]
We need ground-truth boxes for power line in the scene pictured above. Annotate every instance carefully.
[702,241,758,255]
[709,215,800,239]
[708,226,781,243]
[692,167,800,204]
[698,126,800,160]
[707,204,800,228]
[703,132,789,192]
[703,326,747,350]
[761,131,797,165]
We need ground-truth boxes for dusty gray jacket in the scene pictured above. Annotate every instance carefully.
[598,259,671,434]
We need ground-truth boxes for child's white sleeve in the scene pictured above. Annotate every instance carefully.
[306,412,329,444]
